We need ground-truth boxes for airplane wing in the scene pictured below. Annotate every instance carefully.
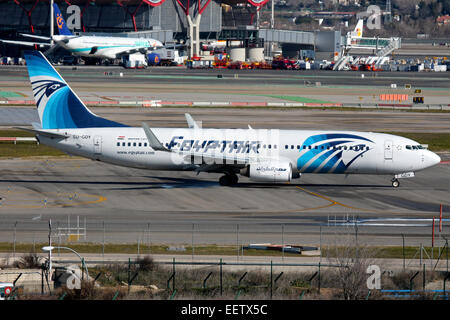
[117,47,159,57]
[0,39,51,47]
[20,33,52,41]
[185,113,200,129]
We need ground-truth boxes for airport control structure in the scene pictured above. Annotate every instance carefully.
[0,1,396,61]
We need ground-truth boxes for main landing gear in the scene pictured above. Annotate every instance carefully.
[219,173,239,186]
[391,178,400,188]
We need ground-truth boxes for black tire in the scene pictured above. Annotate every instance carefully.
[230,174,239,185]
[219,175,231,186]
[392,179,400,188]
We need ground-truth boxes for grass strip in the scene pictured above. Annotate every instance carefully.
[0,242,444,260]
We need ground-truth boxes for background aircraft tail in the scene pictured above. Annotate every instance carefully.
[24,51,127,129]
[353,19,363,38]
[53,4,73,36]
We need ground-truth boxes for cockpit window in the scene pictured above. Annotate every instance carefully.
[406,145,424,150]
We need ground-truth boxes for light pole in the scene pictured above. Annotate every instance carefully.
[42,246,89,280]
[50,0,54,45]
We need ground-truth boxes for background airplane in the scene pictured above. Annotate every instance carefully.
[1,4,163,61]
[20,51,441,188]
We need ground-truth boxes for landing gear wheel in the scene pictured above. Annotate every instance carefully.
[219,174,239,186]
[219,175,231,186]
[391,179,400,188]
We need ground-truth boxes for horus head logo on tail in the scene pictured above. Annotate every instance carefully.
[31,79,67,108]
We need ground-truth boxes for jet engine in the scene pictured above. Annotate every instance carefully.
[241,161,298,183]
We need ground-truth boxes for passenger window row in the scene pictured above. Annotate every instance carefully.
[284,145,369,151]
[117,142,148,147]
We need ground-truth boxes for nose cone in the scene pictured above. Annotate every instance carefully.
[427,151,441,168]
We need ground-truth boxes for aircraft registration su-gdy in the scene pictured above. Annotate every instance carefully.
[20,51,441,187]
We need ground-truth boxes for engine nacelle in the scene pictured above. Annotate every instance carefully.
[244,161,294,183]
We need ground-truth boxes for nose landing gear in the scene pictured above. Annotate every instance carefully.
[391,178,400,188]
[391,172,414,188]
[219,173,239,186]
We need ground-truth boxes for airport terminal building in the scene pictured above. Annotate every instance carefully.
[0,0,256,55]
[0,0,334,59]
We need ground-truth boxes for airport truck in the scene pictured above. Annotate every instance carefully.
[148,48,185,66]
[122,53,147,69]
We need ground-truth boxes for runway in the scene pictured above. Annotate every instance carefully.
[0,157,448,247]
[0,65,449,105]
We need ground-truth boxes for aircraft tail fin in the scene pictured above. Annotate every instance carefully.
[53,4,73,36]
[24,50,127,129]
[353,19,363,38]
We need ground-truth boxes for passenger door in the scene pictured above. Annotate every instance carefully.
[384,140,393,160]
[93,135,102,156]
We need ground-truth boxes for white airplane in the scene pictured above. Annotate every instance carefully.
[20,51,441,187]
[1,4,163,60]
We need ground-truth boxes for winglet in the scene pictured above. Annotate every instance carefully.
[185,113,200,129]
[142,123,171,152]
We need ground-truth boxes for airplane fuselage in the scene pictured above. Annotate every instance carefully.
[38,128,440,175]
[53,35,162,59]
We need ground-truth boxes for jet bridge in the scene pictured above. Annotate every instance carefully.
[333,36,401,70]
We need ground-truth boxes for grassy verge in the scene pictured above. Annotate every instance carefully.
[0,242,444,259]
[0,242,303,258]
[384,132,450,152]
[0,129,65,158]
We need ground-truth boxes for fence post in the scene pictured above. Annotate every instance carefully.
[270,260,273,300]
[127,258,131,292]
[420,243,423,267]
[238,272,247,287]
[41,267,44,295]
[423,264,426,292]
[402,234,405,270]
[173,257,176,292]
[318,262,321,294]
[220,258,223,296]
[410,271,420,292]
[281,224,284,261]
[203,272,213,289]
[13,221,17,260]
[192,224,195,261]
[102,221,105,259]
[147,222,151,255]
[236,224,239,262]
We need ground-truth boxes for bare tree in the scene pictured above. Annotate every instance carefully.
[326,234,379,300]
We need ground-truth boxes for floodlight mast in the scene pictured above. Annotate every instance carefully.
[42,245,89,280]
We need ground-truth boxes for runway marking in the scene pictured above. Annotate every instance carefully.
[0,190,106,209]
[294,186,370,212]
